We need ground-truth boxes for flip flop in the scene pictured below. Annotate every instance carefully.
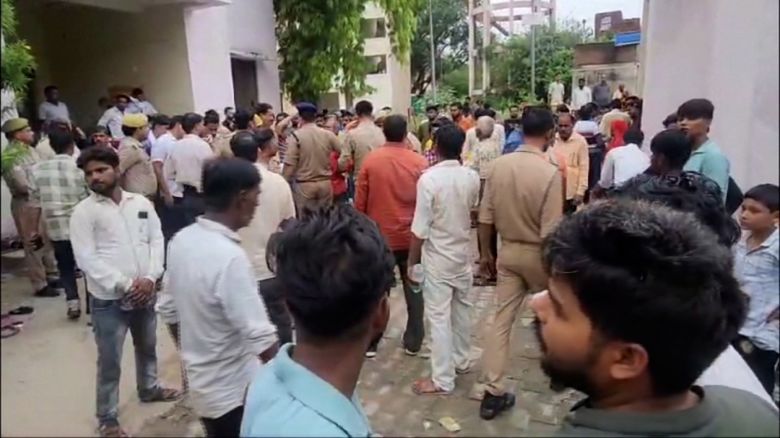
[1,325,20,339]
[9,306,33,315]
[99,424,129,438]
[140,386,182,403]
[412,378,451,396]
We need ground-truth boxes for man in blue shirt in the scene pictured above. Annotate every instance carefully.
[241,206,395,437]
[677,98,730,202]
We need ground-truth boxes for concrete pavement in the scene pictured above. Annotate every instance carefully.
[1,247,576,437]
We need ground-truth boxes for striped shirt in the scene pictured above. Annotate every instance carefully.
[28,154,90,241]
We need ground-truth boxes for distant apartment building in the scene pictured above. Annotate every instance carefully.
[318,2,411,113]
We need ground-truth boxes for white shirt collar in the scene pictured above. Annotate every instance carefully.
[196,217,242,243]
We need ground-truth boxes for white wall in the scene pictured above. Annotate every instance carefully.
[18,1,195,128]
[640,0,779,188]
[183,5,233,113]
[227,0,280,109]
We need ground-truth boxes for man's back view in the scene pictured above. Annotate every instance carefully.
[283,102,341,215]
[474,107,564,420]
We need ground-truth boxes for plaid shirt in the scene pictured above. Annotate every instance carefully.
[29,154,90,241]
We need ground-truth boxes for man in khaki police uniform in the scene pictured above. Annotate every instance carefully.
[117,113,157,198]
[472,107,564,420]
[282,102,341,215]
[2,118,60,296]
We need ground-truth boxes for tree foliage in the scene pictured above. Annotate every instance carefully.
[2,0,35,175]
[409,0,468,96]
[274,0,422,103]
[1,0,35,96]
[487,21,592,105]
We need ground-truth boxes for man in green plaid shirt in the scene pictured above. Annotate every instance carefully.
[29,127,90,319]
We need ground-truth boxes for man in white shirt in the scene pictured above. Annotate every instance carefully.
[612,83,628,100]
[98,94,133,139]
[129,88,158,116]
[231,129,296,345]
[38,85,71,125]
[161,158,279,437]
[571,78,593,112]
[165,112,214,226]
[547,75,565,108]
[408,124,481,395]
[69,147,179,438]
[151,115,185,245]
[597,128,650,191]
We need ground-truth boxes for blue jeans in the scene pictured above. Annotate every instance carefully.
[91,297,160,427]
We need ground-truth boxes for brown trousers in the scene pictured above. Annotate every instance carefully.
[479,240,547,396]
[11,198,58,291]
[292,180,333,217]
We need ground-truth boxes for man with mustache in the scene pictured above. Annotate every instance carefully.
[70,147,179,437]
[529,200,778,436]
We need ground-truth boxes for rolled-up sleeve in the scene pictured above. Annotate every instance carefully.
[217,255,278,355]
[411,177,434,240]
[143,200,165,281]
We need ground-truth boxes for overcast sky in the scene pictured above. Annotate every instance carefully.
[556,0,644,28]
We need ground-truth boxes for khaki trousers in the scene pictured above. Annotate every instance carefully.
[292,180,333,217]
[480,240,547,396]
[11,198,58,292]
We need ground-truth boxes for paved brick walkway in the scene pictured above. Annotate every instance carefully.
[138,278,580,437]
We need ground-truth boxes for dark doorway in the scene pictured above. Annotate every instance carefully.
[231,58,258,111]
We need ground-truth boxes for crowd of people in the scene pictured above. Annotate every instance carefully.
[1,81,778,437]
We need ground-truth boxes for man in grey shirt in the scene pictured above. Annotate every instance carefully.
[38,85,70,126]
[592,78,612,109]
[525,201,778,437]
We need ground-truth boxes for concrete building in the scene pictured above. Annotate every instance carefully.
[467,0,556,96]
[594,10,640,39]
[639,0,779,189]
[572,35,640,97]
[2,0,281,238]
[15,0,281,128]
[318,2,411,113]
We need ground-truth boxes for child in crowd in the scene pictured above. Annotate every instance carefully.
[733,183,780,396]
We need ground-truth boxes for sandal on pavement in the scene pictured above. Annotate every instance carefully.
[140,386,182,403]
[99,424,129,438]
[412,378,451,396]
[9,306,34,315]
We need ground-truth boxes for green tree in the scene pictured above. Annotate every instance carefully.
[488,20,592,106]
[2,0,36,175]
[409,0,468,96]
[274,0,422,103]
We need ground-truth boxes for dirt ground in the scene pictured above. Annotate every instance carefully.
[2,244,577,437]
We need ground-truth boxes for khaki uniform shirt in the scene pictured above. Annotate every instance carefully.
[118,136,157,197]
[479,149,564,244]
[2,141,41,199]
[338,120,384,179]
[283,123,341,183]
[210,130,235,158]
[552,133,590,200]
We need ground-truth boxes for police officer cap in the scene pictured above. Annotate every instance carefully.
[2,118,29,134]
[295,102,318,114]
[122,113,148,128]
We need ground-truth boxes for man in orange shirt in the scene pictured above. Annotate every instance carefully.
[450,102,475,132]
[356,114,428,358]
[552,112,589,213]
